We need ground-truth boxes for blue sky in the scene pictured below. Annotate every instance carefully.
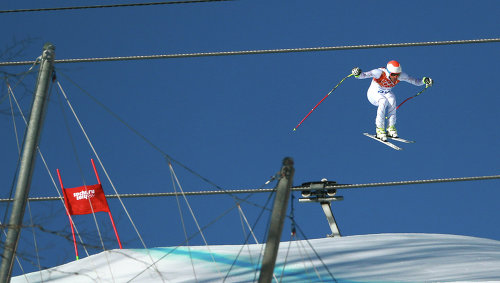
[1,0,499,276]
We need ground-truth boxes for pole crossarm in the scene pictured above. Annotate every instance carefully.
[2,174,498,202]
[1,38,499,66]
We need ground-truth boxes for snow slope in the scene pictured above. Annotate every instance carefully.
[12,233,500,282]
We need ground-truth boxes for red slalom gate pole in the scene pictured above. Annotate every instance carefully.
[90,158,122,249]
[57,169,80,260]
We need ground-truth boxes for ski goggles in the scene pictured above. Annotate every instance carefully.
[390,73,401,77]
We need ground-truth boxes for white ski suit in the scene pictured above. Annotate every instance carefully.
[356,68,424,129]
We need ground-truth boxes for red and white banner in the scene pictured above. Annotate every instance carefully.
[62,184,110,215]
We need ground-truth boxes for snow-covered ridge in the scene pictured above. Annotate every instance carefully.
[13,233,500,282]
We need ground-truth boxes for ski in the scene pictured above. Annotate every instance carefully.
[387,136,415,144]
[363,133,403,151]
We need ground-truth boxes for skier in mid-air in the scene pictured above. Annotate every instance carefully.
[352,60,433,141]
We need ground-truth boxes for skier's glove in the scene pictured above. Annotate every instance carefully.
[352,67,362,77]
[423,77,433,86]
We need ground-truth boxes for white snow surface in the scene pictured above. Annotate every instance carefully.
[13,233,500,282]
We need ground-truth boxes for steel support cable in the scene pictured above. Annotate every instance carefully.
[223,189,276,283]
[57,80,168,280]
[2,81,21,227]
[130,191,266,282]
[0,58,39,106]
[293,239,313,280]
[293,222,337,283]
[1,38,499,67]
[0,0,233,14]
[279,195,297,282]
[1,65,40,228]
[7,82,21,153]
[55,71,274,212]
[0,220,28,281]
[169,161,198,283]
[102,141,271,281]
[168,162,223,281]
[8,78,97,274]
[331,174,500,189]
[280,240,293,282]
[57,80,167,282]
[56,88,116,282]
[55,74,283,282]
[286,198,324,282]
[237,204,259,244]
[25,201,43,281]
[6,174,499,202]
[236,204,259,277]
[10,90,42,279]
[4,83,30,282]
[8,80,103,282]
[6,75,264,280]
[295,234,327,282]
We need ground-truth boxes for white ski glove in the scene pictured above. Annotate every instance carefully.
[423,77,433,86]
[352,67,362,77]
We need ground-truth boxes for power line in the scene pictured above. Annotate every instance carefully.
[2,174,498,202]
[1,38,499,66]
[0,0,233,14]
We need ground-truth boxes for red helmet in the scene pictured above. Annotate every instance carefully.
[387,60,402,74]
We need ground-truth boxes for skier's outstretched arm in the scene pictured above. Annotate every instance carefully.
[399,73,433,87]
[352,67,382,79]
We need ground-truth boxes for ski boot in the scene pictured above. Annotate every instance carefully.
[387,125,398,138]
[376,128,387,141]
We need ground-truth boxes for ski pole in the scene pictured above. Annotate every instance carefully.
[396,85,429,110]
[293,73,353,131]
[386,85,430,119]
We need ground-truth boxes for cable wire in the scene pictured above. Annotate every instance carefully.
[4,174,498,202]
[170,161,199,283]
[1,38,499,66]
[10,88,43,278]
[168,161,223,281]
[56,87,117,281]
[293,222,337,283]
[55,70,275,212]
[56,80,167,279]
[0,0,233,14]
[223,189,276,282]
[5,74,100,275]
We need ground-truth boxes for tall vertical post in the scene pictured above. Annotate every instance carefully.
[258,157,294,283]
[0,43,55,282]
